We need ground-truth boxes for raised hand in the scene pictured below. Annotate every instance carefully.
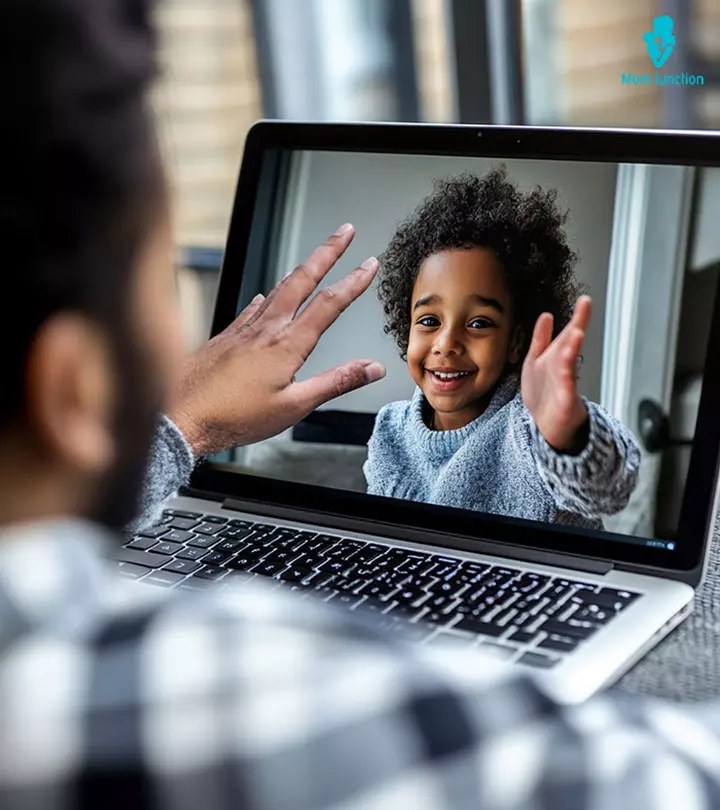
[168,224,386,456]
[520,296,592,453]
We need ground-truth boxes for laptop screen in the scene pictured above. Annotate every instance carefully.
[205,145,720,555]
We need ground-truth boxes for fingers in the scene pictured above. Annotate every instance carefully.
[264,224,357,321]
[545,295,592,351]
[526,313,554,362]
[570,295,592,333]
[291,358,386,414]
[560,326,585,374]
[226,293,266,332]
[289,257,379,361]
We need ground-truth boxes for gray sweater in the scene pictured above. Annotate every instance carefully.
[363,374,641,530]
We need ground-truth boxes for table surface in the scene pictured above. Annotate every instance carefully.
[617,511,720,702]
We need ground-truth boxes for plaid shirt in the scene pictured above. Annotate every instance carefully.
[2,519,720,809]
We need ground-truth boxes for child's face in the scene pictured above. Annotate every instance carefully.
[407,246,521,430]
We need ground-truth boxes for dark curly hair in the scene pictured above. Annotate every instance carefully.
[377,166,583,363]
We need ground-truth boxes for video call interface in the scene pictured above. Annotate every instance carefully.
[213,148,717,551]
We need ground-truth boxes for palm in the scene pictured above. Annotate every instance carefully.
[521,296,591,452]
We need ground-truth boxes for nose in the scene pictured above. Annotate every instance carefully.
[432,322,465,356]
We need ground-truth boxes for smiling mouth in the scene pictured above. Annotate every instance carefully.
[426,369,474,381]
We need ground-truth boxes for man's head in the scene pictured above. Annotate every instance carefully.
[0,0,183,529]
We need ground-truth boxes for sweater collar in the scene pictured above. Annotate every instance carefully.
[409,373,520,455]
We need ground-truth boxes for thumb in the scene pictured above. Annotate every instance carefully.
[291,359,386,413]
[526,313,554,363]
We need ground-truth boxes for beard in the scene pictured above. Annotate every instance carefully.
[88,326,164,532]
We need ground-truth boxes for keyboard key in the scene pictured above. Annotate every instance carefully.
[495,567,522,578]
[150,541,184,557]
[166,517,200,531]
[194,566,228,582]
[177,580,210,592]
[360,581,400,601]
[425,594,459,612]
[215,539,248,553]
[264,548,303,566]
[597,587,640,603]
[453,617,506,637]
[176,547,208,562]
[539,634,579,653]
[519,651,560,669]
[116,562,150,579]
[333,593,365,610]
[302,571,336,588]
[127,536,158,551]
[304,538,334,553]
[514,574,549,594]
[394,586,429,607]
[318,559,351,575]
[163,510,202,519]
[509,629,538,644]
[219,526,254,540]
[460,562,490,574]
[137,526,169,540]
[202,551,232,566]
[557,579,596,591]
[143,570,185,588]
[251,560,287,577]
[228,519,253,528]
[226,571,256,586]
[355,597,390,615]
[194,523,227,536]
[430,563,462,579]
[164,529,195,543]
[277,567,314,584]
[163,559,203,575]
[537,619,598,639]
[570,592,632,612]
[350,544,386,562]
[385,603,424,621]
[427,632,478,648]
[428,579,466,596]
[202,516,228,524]
[112,548,172,569]
[419,611,454,628]
[573,606,614,624]
[187,535,220,549]
[479,642,517,660]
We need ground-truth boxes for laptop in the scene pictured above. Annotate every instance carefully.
[116,122,720,704]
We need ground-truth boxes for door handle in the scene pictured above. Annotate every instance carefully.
[637,398,693,453]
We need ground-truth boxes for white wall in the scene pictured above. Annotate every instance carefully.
[263,150,618,412]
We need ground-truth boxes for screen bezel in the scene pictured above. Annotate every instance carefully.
[189,121,720,575]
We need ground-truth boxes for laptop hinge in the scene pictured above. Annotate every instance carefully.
[220,497,614,575]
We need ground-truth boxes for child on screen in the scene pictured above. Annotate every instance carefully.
[363,167,640,530]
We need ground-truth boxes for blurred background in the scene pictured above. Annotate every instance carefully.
[154,0,720,540]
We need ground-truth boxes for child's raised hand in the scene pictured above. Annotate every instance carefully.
[520,296,592,453]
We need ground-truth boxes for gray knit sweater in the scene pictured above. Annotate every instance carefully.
[363,374,642,530]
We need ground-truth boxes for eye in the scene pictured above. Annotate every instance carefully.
[469,317,495,329]
[417,315,439,327]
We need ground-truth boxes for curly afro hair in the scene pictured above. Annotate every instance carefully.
[377,165,584,362]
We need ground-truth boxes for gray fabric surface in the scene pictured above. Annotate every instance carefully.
[617,509,720,702]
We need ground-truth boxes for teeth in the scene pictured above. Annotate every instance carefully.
[430,370,471,380]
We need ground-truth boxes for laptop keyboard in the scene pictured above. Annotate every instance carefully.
[113,509,642,669]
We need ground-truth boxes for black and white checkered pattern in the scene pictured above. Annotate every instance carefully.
[1,518,719,810]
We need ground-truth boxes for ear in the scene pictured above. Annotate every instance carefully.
[508,325,525,365]
[25,314,116,474]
